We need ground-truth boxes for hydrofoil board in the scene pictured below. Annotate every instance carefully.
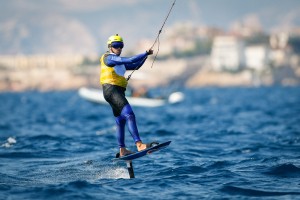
[113,141,171,161]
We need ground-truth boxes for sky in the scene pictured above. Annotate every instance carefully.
[0,0,300,55]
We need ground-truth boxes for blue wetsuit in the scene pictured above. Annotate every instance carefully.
[102,52,148,148]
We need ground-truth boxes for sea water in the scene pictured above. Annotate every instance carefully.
[0,87,299,199]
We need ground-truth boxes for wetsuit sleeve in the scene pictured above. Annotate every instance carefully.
[125,57,147,70]
[105,52,148,67]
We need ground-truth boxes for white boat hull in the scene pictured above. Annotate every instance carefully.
[78,87,184,107]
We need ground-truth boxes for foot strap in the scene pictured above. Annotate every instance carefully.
[147,141,159,148]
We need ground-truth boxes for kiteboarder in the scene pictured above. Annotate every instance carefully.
[100,34,153,157]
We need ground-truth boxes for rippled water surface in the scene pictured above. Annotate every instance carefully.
[1,87,300,199]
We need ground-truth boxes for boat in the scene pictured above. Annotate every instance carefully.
[78,87,184,107]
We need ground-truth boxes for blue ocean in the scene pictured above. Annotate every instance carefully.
[1,87,300,200]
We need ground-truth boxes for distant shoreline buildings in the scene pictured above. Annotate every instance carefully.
[0,22,300,91]
[136,22,300,87]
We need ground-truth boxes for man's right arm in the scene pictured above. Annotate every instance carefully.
[105,52,148,67]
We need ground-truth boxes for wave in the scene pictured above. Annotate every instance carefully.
[264,163,300,177]
[221,185,300,197]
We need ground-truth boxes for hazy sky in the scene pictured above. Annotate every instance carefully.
[0,0,299,55]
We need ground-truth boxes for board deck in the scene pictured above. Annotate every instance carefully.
[113,141,171,161]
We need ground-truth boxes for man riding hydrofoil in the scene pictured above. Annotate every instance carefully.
[100,34,155,157]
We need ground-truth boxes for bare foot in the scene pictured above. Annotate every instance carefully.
[136,141,147,151]
[120,148,134,157]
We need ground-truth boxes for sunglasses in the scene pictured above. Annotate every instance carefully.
[111,42,124,49]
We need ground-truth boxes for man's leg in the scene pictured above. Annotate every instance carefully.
[115,115,133,156]
[115,115,126,148]
[120,104,148,151]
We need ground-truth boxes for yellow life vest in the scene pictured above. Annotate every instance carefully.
[100,53,128,88]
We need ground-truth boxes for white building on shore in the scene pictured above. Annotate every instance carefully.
[245,45,270,71]
[210,36,246,71]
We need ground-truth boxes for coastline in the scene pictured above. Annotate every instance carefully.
[0,57,299,92]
